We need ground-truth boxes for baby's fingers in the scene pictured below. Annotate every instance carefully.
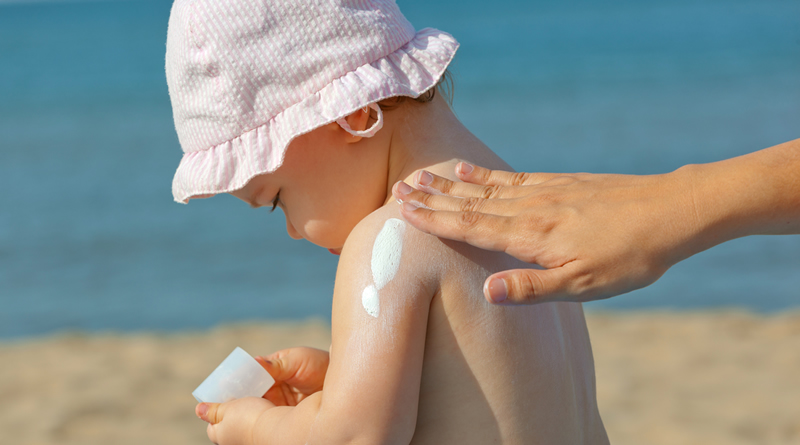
[456,162,559,187]
[261,348,328,382]
[197,402,224,424]
[196,403,223,444]
[262,382,291,406]
[207,423,217,444]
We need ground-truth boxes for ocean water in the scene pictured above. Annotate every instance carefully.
[0,0,798,339]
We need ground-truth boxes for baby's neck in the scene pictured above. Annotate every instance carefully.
[381,94,510,205]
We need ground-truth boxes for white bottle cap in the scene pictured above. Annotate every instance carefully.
[192,347,275,403]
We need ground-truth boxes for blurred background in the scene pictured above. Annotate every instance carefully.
[2,2,800,444]
[1,0,799,340]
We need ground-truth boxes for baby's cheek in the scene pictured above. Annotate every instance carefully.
[301,219,347,248]
[300,200,375,248]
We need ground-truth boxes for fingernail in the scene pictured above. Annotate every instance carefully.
[395,181,413,196]
[401,201,420,212]
[416,170,433,186]
[485,277,508,303]
[197,403,208,420]
[458,162,474,175]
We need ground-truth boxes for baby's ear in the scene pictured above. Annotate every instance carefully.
[338,107,372,143]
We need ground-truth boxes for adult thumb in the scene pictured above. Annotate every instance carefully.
[483,268,571,305]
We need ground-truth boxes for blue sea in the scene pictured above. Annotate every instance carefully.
[1,0,798,339]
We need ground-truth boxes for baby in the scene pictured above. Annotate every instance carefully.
[165,1,608,444]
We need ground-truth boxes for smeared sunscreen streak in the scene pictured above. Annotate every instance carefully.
[361,218,405,317]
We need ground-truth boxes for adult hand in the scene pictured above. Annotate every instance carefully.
[257,347,329,406]
[394,165,697,304]
[392,140,800,305]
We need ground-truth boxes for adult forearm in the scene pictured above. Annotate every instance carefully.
[684,138,800,258]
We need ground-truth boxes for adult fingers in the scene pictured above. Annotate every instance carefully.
[393,181,516,216]
[197,402,224,424]
[409,170,530,200]
[456,162,560,187]
[483,267,575,305]
[398,202,514,253]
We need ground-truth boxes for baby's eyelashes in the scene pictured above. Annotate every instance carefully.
[270,191,281,212]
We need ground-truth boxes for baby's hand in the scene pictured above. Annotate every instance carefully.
[197,397,274,445]
[257,347,329,406]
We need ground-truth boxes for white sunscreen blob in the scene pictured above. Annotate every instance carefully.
[362,285,379,318]
[362,218,406,317]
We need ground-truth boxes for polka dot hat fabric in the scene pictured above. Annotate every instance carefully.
[165,0,459,203]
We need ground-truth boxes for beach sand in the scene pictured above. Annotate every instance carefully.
[2,312,799,445]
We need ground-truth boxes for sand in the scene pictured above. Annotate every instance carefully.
[2,312,799,445]
[589,311,800,445]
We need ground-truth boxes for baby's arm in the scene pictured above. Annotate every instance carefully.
[307,217,435,443]
[227,215,436,444]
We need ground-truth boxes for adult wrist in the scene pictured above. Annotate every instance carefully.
[673,140,800,258]
[665,161,745,262]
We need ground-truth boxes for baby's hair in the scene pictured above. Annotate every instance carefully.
[379,69,454,110]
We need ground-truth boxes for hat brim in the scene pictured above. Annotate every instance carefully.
[171,28,458,204]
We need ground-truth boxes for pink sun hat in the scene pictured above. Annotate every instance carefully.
[165,0,459,203]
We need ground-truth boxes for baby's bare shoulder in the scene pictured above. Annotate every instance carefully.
[338,205,447,293]
[343,205,442,252]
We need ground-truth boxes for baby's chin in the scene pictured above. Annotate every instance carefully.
[304,235,343,254]
[306,239,342,255]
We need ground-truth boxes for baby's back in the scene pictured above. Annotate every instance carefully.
[412,239,608,444]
